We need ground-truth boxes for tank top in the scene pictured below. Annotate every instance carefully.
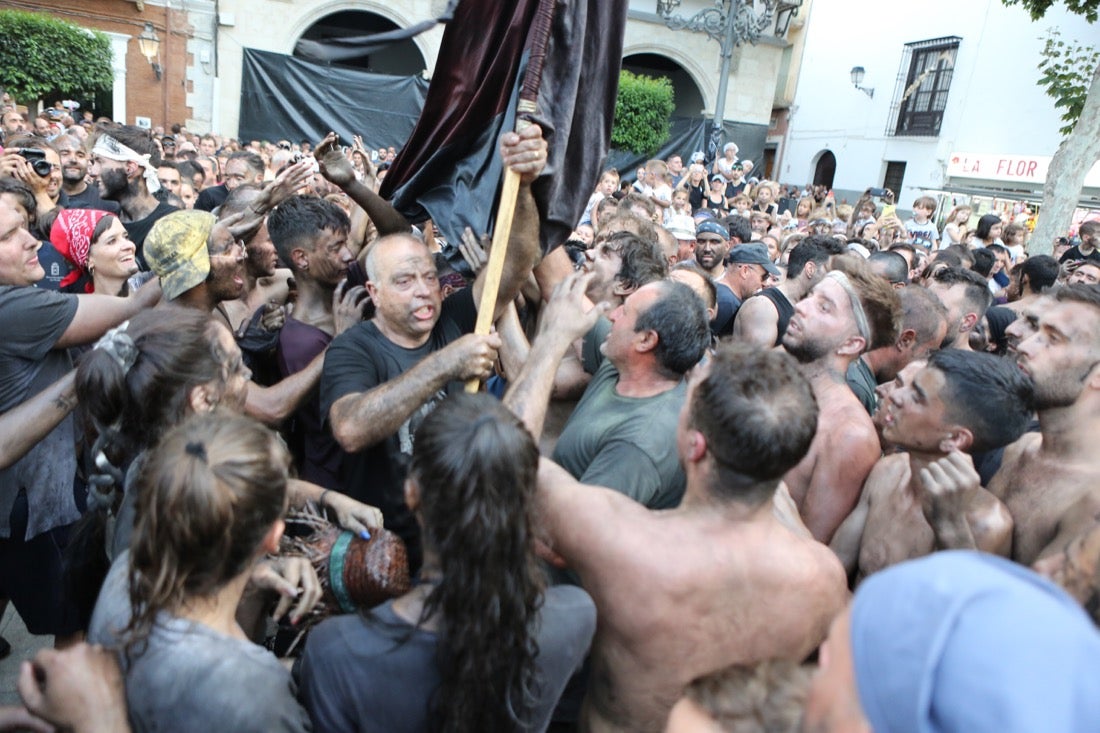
[758,287,794,346]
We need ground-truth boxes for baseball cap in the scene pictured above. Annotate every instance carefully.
[696,220,729,240]
[847,241,871,259]
[667,222,696,241]
[144,210,216,301]
[728,242,781,277]
[690,151,705,163]
[711,174,725,184]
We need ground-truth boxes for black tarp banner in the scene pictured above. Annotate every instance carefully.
[238,48,429,150]
[380,0,630,254]
[238,47,768,232]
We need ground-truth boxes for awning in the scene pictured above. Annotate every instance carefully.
[933,184,1100,210]
[942,151,1100,209]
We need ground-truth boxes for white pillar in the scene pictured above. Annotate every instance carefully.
[102,31,130,123]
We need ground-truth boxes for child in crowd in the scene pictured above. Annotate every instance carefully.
[729,193,752,219]
[750,210,774,237]
[579,168,619,230]
[851,199,877,234]
[751,181,780,219]
[941,204,972,247]
[665,188,693,227]
[1002,222,1028,262]
[703,175,728,215]
[905,195,940,250]
[645,159,673,217]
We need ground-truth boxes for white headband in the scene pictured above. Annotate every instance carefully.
[92,135,161,194]
[826,271,872,344]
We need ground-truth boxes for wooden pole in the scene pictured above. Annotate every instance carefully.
[464,0,556,392]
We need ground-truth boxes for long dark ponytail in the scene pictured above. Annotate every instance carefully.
[409,393,545,733]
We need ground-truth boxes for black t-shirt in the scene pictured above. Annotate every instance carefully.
[297,586,596,733]
[686,181,706,211]
[725,180,748,200]
[1059,245,1100,265]
[319,287,478,573]
[123,201,178,270]
[35,241,81,292]
[194,184,228,212]
[60,186,120,214]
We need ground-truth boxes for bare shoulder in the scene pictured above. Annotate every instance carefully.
[538,460,658,567]
[737,294,778,321]
[988,432,1042,496]
[865,454,909,498]
[824,402,878,456]
[1002,431,1042,464]
[783,526,850,605]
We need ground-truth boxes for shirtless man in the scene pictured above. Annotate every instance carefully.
[845,285,948,414]
[869,359,925,452]
[781,256,901,542]
[990,284,1100,567]
[732,235,843,348]
[926,266,991,351]
[830,349,1033,582]
[1003,255,1058,315]
[531,344,847,733]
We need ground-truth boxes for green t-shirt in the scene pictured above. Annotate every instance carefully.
[552,320,687,508]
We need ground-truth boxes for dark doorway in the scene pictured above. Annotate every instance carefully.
[813,150,836,189]
[883,160,907,197]
[763,144,777,180]
[295,11,426,76]
[622,53,705,117]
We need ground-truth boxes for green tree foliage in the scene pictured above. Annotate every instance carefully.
[0,10,113,104]
[1037,29,1099,136]
[1002,0,1098,22]
[1001,0,1100,255]
[612,70,675,157]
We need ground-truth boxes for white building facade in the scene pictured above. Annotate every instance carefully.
[779,0,1097,215]
[202,0,806,155]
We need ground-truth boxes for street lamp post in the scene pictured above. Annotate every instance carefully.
[657,0,780,163]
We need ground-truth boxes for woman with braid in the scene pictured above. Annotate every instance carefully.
[87,412,312,732]
[297,393,596,733]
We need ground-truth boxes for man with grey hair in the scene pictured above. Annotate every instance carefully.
[321,124,547,573]
[505,272,711,508]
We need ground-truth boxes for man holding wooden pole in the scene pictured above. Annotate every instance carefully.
[320,126,546,575]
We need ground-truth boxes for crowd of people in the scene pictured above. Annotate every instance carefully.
[1,92,1099,733]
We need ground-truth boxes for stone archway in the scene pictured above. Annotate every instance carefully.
[292,7,427,76]
[813,149,836,189]
[622,52,707,117]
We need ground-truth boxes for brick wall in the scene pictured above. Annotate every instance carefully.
[6,0,193,128]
